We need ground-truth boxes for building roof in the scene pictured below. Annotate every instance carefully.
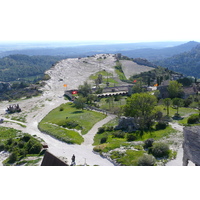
[41,151,68,166]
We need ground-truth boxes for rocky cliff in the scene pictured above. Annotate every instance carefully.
[183,126,200,166]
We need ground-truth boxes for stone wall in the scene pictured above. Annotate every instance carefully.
[183,126,200,166]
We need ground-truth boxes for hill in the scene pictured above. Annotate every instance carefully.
[113,41,199,61]
[0,54,67,82]
[153,44,200,78]
[119,60,154,79]
[0,41,187,58]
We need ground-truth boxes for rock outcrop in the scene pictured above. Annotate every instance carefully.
[183,126,200,166]
[115,116,138,132]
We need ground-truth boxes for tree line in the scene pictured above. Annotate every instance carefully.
[0,54,67,82]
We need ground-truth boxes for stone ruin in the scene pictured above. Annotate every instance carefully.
[6,104,21,114]
[183,126,200,166]
[115,116,138,132]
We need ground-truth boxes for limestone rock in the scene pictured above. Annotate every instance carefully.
[183,126,200,166]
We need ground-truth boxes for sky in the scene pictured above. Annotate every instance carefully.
[0,0,200,43]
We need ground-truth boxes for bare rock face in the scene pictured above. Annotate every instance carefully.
[43,54,117,95]
[115,116,138,132]
[183,126,200,166]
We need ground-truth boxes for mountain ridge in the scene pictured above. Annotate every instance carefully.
[153,44,200,78]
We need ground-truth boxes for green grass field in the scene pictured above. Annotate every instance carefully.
[38,102,107,144]
[157,104,198,125]
[0,127,20,141]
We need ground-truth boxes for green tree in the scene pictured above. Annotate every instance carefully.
[78,81,92,97]
[172,98,184,115]
[74,96,86,110]
[163,98,172,116]
[167,80,183,98]
[123,93,157,134]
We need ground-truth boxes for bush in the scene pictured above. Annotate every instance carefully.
[59,107,64,111]
[137,154,156,166]
[100,136,108,144]
[112,131,125,138]
[150,142,170,158]
[187,114,199,124]
[97,127,105,134]
[143,138,154,149]
[22,134,31,142]
[0,143,5,151]
[155,122,167,130]
[105,126,114,131]
[8,152,18,163]
[127,133,137,141]
[29,143,42,154]
[26,139,42,154]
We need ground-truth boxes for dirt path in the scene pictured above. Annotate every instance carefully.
[82,114,116,146]
[165,122,195,166]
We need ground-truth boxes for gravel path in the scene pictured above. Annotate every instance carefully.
[165,122,195,166]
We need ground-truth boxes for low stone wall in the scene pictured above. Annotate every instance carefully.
[183,126,200,166]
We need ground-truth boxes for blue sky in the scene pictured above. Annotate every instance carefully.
[0,0,199,42]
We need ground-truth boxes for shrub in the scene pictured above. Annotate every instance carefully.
[22,134,31,142]
[112,131,125,138]
[6,138,13,146]
[26,139,42,154]
[127,133,137,141]
[97,127,105,134]
[187,114,199,124]
[150,142,170,158]
[143,138,154,149]
[0,143,5,151]
[156,122,167,130]
[8,152,18,163]
[137,154,156,166]
[18,141,25,148]
[29,143,42,154]
[59,107,64,111]
[100,136,108,144]
[105,126,114,131]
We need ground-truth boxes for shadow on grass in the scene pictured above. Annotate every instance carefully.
[71,111,84,114]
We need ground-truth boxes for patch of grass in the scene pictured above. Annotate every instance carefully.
[0,127,20,141]
[136,125,176,141]
[157,105,198,118]
[111,150,145,166]
[39,122,83,144]
[93,125,176,160]
[38,102,106,144]
[89,70,113,80]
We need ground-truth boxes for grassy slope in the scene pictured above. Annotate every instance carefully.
[38,102,106,144]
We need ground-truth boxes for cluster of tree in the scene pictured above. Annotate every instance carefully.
[0,54,67,82]
[154,44,200,78]
[0,82,43,101]
[123,93,158,134]
[130,66,174,86]
[1,133,42,165]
